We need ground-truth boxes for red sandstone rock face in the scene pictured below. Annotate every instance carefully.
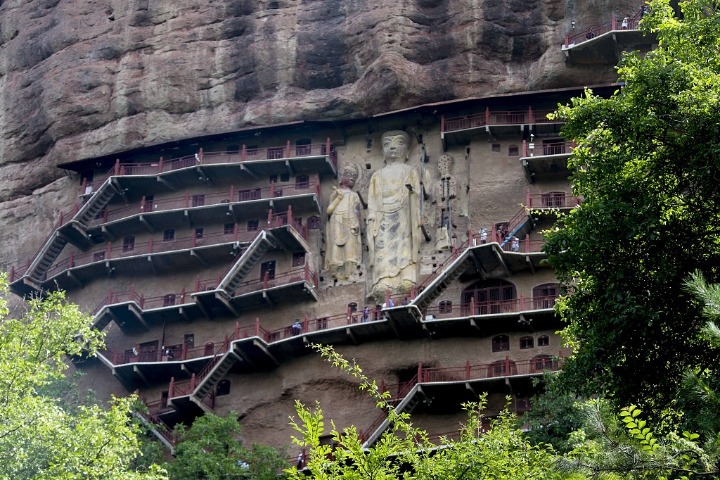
[0,0,639,202]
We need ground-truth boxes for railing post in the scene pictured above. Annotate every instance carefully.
[106,241,112,259]
[140,195,146,212]
[267,208,273,225]
[114,159,120,176]
[411,286,417,300]
[285,140,291,158]
[304,263,309,282]
[270,181,275,197]
[198,147,204,163]
[241,144,247,161]
[158,157,164,173]
[519,293,525,311]
[255,317,260,337]
[417,362,423,383]
[565,32,569,48]
[522,139,527,157]
[528,105,533,124]
[169,377,175,398]
[69,253,75,268]
[611,12,617,30]
[325,137,331,157]
[440,115,445,134]
[264,271,269,289]
[287,204,293,225]
[470,296,476,316]
[466,360,471,380]
[182,342,187,360]
[190,373,196,391]
[485,106,490,125]
[148,238,153,254]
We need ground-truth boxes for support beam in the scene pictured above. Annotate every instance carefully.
[241,164,258,179]
[67,270,83,289]
[102,225,116,241]
[493,246,510,276]
[262,290,275,307]
[285,159,294,175]
[133,365,151,387]
[216,292,239,316]
[345,327,358,345]
[251,339,280,366]
[139,215,156,233]
[156,175,177,191]
[190,249,209,267]
[525,255,535,274]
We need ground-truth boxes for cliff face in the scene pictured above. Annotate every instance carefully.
[0,0,635,269]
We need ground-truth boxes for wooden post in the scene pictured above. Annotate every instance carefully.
[114,159,120,176]
[263,271,269,289]
[466,360,471,380]
[285,140,291,158]
[417,362,423,383]
[169,377,175,398]
[255,317,260,337]
[470,296,476,316]
[241,145,247,162]
[190,373,196,391]
[440,115,445,134]
[485,106,490,125]
[287,204,293,225]
[198,147,204,163]
[158,157,164,173]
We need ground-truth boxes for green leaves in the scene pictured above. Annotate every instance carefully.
[0,273,166,480]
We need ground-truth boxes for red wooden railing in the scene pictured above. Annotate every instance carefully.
[83,140,336,194]
[359,354,567,441]
[442,107,561,134]
[563,10,644,49]
[91,181,318,226]
[521,140,575,158]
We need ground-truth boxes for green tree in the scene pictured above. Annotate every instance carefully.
[166,413,287,480]
[0,273,167,480]
[287,344,568,479]
[545,0,720,415]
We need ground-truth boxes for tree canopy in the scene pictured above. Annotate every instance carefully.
[544,0,720,415]
[0,273,167,480]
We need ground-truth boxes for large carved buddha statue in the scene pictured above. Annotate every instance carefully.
[366,130,422,300]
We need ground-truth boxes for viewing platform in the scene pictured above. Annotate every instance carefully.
[562,11,657,65]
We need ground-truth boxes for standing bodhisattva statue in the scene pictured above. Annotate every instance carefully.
[367,131,421,299]
[325,163,363,280]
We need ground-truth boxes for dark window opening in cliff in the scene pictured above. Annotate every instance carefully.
[491,335,510,352]
[143,195,154,212]
[163,294,176,307]
[280,173,290,183]
[520,336,534,349]
[238,188,261,201]
[492,143,501,152]
[163,229,175,242]
[508,145,519,156]
[247,220,259,231]
[292,252,305,267]
[462,279,516,315]
[489,359,517,377]
[308,216,321,229]
[93,251,105,262]
[184,334,195,349]
[538,335,550,347]
[270,175,278,184]
[439,300,453,314]
[261,261,276,280]
[533,283,559,309]
[296,138,312,156]
[295,175,310,189]
[123,236,135,252]
[192,194,206,207]
[223,223,234,235]
[139,341,158,362]
[531,355,558,373]
[217,379,231,396]
[194,228,204,240]
[267,147,284,160]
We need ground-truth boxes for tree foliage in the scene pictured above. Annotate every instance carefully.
[545,0,720,414]
[0,273,167,480]
[166,413,287,480]
[287,344,566,479]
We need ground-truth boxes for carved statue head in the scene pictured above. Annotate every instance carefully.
[381,130,411,162]
[438,154,453,176]
[340,163,360,188]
